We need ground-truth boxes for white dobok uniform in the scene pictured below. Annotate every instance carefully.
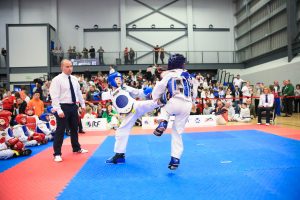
[152,69,193,159]
[102,85,159,153]
[0,129,15,159]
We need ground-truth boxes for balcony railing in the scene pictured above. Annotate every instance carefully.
[50,50,241,66]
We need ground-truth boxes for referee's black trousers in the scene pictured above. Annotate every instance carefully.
[53,104,81,156]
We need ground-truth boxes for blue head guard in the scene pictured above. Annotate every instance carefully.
[40,113,49,122]
[168,54,186,70]
[108,72,123,88]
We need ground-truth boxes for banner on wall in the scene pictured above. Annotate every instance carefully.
[142,115,216,129]
[82,118,108,131]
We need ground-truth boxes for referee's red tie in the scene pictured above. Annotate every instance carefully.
[68,76,76,103]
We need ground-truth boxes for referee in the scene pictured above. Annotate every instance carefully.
[49,59,88,162]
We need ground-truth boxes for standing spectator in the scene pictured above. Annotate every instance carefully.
[233,74,244,89]
[241,81,252,103]
[57,46,64,63]
[89,46,95,58]
[124,47,129,64]
[129,48,135,64]
[254,82,264,114]
[109,65,115,74]
[42,80,51,102]
[82,47,88,59]
[153,45,160,64]
[1,48,7,65]
[294,84,300,113]
[27,92,44,117]
[282,80,294,117]
[257,87,274,125]
[97,46,104,64]
[160,47,165,64]
[273,80,281,116]
[49,59,88,162]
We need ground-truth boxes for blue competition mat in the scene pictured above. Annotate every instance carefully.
[58,130,300,200]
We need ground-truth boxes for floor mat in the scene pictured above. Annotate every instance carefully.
[58,130,300,200]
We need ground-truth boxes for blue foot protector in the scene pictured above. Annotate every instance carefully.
[105,153,125,164]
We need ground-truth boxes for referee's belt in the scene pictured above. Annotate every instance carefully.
[60,103,77,105]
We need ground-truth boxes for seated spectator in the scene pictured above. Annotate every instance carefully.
[102,103,119,129]
[233,103,251,122]
[225,102,235,121]
[246,98,256,118]
[257,87,274,126]
[212,100,228,125]
[203,103,213,115]
[83,106,96,120]
[96,103,105,118]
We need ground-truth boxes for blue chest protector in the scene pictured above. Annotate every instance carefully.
[36,122,50,134]
[7,128,13,137]
[166,71,192,98]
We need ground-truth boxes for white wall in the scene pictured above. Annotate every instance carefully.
[226,56,300,86]
[0,0,236,54]
[193,0,235,52]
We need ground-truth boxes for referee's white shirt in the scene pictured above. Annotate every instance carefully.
[49,73,86,114]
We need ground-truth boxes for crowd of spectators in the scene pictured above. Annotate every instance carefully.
[0,67,300,129]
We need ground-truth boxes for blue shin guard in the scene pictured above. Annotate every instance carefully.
[153,120,168,136]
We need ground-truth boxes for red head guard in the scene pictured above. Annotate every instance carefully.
[15,114,27,125]
[25,107,35,116]
[0,116,9,130]
[0,110,12,118]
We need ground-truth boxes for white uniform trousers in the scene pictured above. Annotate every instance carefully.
[114,100,159,153]
[158,97,192,159]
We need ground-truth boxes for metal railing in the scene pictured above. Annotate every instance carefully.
[50,50,241,66]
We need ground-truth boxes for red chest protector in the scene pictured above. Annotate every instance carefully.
[26,116,37,132]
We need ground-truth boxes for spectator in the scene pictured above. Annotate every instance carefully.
[102,103,119,129]
[246,98,256,118]
[273,80,281,116]
[1,48,6,65]
[257,87,274,125]
[109,65,115,74]
[225,102,235,121]
[2,91,15,113]
[27,92,44,117]
[153,45,160,64]
[83,106,96,120]
[203,103,213,115]
[129,48,135,64]
[89,46,95,58]
[97,46,104,64]
[160,47,165,64]
[14,97,27,115]
[233,74,244,89]
[42,80,51,102]
[212,100,228,125]
[124,47,129,64]
[282,80,294,117]
[241,81,252,103]
[294,84,300,113]
[82,47,88,59]
[233,103,251,123]
[96,103,105,118]
[254,82,264,114]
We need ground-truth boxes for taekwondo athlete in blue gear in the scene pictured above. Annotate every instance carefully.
[102,71,161,164]
[152,53,193,170]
